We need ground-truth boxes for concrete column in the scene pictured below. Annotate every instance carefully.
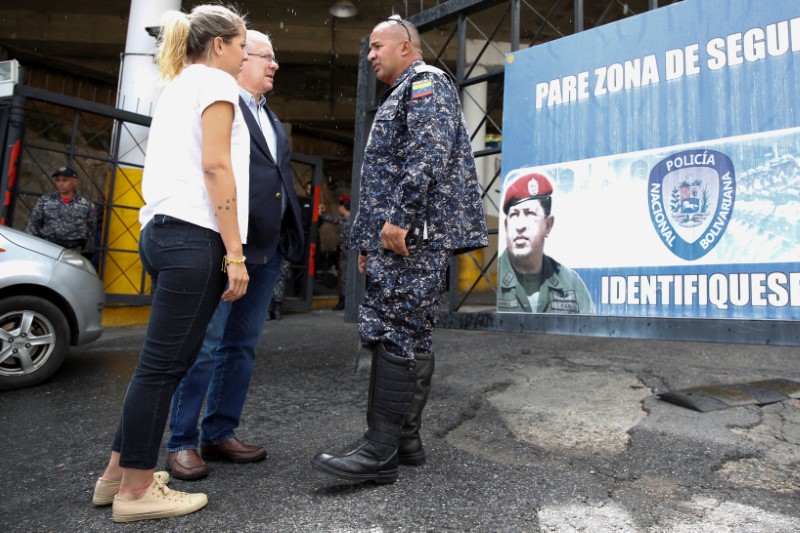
[462,64,488,186]
[117,0,180,155]
[459,41,510,293]
[104,0,179,298]
[463,39,512,219]
[460,66,491,293]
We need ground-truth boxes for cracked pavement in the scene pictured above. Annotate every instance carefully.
[1,310,798,532]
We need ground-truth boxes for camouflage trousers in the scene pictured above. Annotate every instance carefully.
[337,247,349,294]
[359,248,449,359]
[272,258,293,303]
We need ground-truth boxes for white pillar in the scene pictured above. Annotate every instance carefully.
[463,39,512,217]
[462,64,490,214]
[104,0,180,296]
[459,41,514,292]
[117,0,180,162]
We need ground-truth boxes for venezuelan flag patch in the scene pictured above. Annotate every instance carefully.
[411,80,433,99]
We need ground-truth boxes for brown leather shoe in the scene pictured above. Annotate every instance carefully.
[166,449,210,481]
[200,437,267,463]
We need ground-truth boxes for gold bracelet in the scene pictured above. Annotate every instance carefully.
[221,255,246,272]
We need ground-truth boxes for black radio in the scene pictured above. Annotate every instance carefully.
[405,223,424,250]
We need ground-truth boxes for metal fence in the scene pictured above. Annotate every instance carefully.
[1,84,321,310]
[345,0,800,345]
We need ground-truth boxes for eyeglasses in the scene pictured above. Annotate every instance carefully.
[248,52,278,65]
[383,16,412,42]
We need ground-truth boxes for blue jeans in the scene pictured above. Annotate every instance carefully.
[166,250,283,451]
[112,216,226,469]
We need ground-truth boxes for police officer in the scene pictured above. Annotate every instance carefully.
[498,172,594,314]
[319,194,351,310]
[25,166,96,258]
[311,16,488,484]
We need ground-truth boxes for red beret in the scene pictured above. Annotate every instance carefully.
[503,173,553,214]
[339,195,351,203]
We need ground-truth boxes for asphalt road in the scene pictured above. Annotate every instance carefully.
[1,310,799,532]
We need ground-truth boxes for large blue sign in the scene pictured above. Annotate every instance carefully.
[499,0,800,320]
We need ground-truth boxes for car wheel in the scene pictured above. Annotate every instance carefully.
[0,296,70,391]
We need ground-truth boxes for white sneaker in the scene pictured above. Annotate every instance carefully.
[92,471,170,506]
[112,478,207,523]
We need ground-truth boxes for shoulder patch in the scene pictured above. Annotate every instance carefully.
[411,80,433,99]
[414,65,446,76]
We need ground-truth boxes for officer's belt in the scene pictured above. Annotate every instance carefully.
[51,238,85,249]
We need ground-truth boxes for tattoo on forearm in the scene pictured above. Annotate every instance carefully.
[214,197,237,216]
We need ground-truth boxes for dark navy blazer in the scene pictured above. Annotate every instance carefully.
[238,97,305,265]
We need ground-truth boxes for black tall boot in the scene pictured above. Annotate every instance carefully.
[398,351,434,465]
[360,349,433,465]
[311,344,415,483]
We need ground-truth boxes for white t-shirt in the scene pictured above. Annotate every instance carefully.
[139,64,250,243]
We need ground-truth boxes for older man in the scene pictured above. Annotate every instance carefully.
[311,16,488,484]
[498,172,594,314]
[165,30,304,480]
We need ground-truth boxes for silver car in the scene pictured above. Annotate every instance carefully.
[0,225,104,390]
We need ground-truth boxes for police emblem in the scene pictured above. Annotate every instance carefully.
[647,149,735,260]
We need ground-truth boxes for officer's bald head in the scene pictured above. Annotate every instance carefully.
[373,16,422,57]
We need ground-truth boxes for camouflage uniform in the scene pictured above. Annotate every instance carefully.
[497,252,595,314]
[25,192,96,254]
[350,60,489,358]
[320,212,351,295]
[271,258,293,304]
[320,213,351,252]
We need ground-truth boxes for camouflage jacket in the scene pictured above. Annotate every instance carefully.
[320,213,351,250]
[25,192,97,253]
[350,60,488,255]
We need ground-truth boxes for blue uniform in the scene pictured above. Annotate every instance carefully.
[321,212,351,295]
[25,192,96,254]
[271,258,292,304]
[321,213,351,252]
[351,60,488,358]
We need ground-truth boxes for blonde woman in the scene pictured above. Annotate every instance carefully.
[92,4,250,523]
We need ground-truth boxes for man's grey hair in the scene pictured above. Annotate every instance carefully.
[246,29,272,50]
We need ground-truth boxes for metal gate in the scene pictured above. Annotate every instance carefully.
[345,0,800,345]
[0,84,322,311]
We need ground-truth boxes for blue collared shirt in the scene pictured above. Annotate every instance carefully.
[239,87,286,217]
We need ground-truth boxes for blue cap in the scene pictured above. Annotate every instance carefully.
[52,166,78,179]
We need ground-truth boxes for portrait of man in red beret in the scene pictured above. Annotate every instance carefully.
[497,172,594,314]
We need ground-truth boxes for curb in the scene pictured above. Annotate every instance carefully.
[101,296,340,328]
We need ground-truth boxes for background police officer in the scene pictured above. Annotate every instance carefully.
[498,172,594,314]
[25,165,96,259]
[311,15,488,484]
[319,194,351,310]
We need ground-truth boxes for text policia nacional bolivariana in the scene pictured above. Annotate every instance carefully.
[650,152,734,251]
